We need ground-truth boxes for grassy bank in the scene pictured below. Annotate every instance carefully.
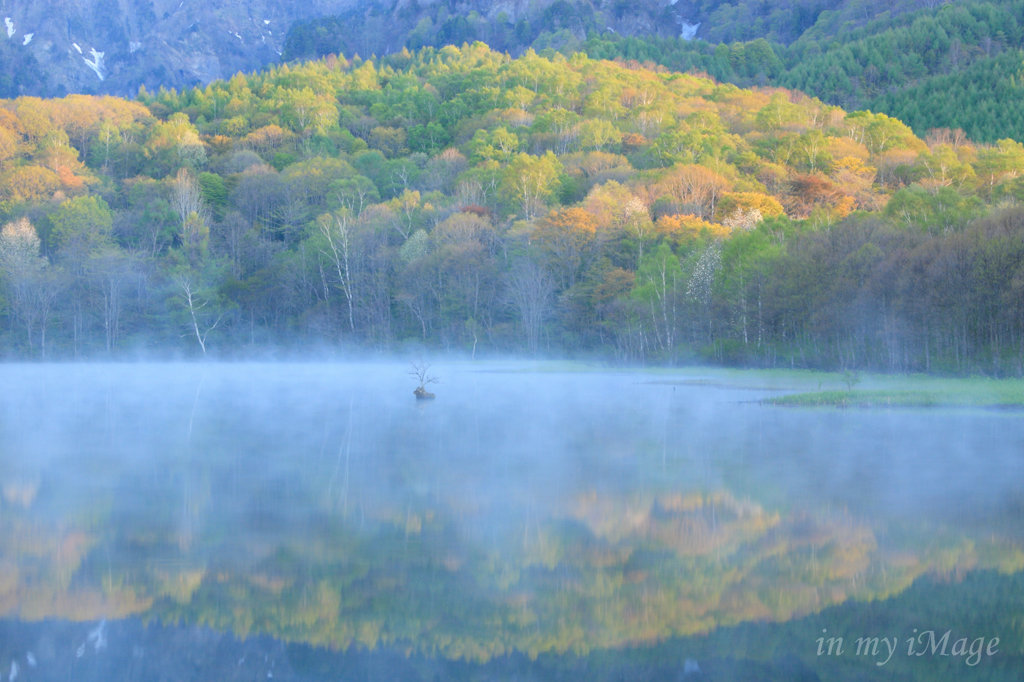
[644,366,1024,407]
[472,362,1024,408]
[638,365,1024,408]
[763,377,1024,408]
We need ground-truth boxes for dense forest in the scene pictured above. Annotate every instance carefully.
[2,43,1024,372]
[284,0,1024,142]
[584,0,1024,141]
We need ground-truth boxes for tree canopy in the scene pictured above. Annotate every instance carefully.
[1,43,1024,372]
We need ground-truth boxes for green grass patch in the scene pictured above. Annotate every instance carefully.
[766,387,1024,409]
[767,390,937,408]
[468,362,1024,408]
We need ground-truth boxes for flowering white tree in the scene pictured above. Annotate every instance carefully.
[722,208,763,232]
[688,242,723,343]
[170,167,207,227]
[623,195,653,266]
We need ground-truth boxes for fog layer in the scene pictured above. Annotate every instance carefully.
[0,362,1021,657]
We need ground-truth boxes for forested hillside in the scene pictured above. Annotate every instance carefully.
[5,0,1022,144]
[427,0,1024,143]
[0,0,862,99]
[2,44,1024,372]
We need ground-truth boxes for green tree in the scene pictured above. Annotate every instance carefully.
[501,152,563,220]
[49,196,113,266]
[886,185,982,234]
[632,242,685,355]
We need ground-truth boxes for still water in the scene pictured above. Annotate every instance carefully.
[0,362,1021,681]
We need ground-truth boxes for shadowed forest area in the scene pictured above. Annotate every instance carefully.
[2,43,1024,372]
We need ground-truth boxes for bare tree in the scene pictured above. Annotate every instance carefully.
[0,218,63,356]
[89,248,139,352]
[213,212,250,278]
[175,272,227,356]
[7,266,63,357]
[506,255,554,355]
[397,254,434,340]
[407,359,439,399]
[317,211,356,334]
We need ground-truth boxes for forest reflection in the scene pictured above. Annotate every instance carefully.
[1,487,1020,662]
[1,362,1021,664]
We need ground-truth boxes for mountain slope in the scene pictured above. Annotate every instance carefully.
[580,0,1024,142]
[0,0,359,98]
[2,0,698,98]
[0,0,920,99]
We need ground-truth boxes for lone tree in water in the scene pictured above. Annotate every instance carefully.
[408,360,439,399]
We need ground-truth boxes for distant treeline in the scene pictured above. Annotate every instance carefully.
[2,44,1024,373]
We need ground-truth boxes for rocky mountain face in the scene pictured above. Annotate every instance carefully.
[0,0,361,97]
[0,0,712,98]
[281,0,700,64]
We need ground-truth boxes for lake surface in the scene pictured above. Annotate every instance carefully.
[0,362,1021,681]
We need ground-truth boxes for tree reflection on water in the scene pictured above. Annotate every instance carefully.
[0,486,1020,662]
[0,362,1021,678]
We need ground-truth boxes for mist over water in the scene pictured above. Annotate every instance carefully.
[6,362,1021,521]
[0,362,1021,679]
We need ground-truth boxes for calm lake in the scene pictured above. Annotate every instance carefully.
[0,362,1021,681]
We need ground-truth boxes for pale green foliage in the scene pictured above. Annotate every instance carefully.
[400,228,430,263]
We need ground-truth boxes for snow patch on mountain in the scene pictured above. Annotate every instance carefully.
[83,48,105,80]
[681,21,700,41]
[23,33,33,45]
[5,18,14,38]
